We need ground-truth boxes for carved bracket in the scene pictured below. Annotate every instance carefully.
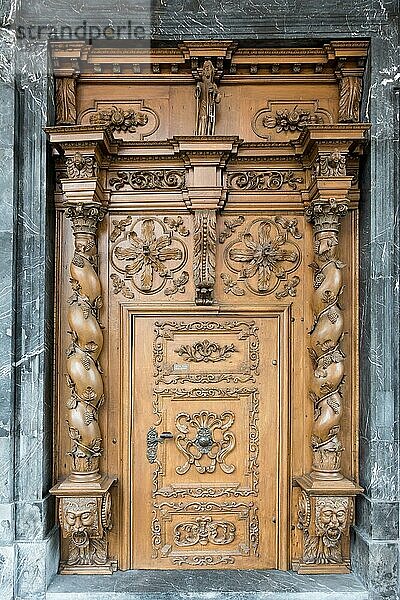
[297,491,354,573]
[193,210,216,305]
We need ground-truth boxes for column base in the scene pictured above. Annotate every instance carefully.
[295,474,363,574]
[50,476,117,575]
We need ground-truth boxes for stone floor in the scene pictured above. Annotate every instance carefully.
[46,570,368,599]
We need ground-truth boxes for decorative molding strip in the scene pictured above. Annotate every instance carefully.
[109,170,186,191]
[228,170,304,191]
[305,198,348,479]
[193,210,216,305]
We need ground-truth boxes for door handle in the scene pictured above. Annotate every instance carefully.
[146,427,173,463]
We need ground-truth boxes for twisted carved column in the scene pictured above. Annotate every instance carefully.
[305,198,348,480]
[65,203,107,482]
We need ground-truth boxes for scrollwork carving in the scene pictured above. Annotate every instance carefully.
[228,171,303,191]
[224,217,302,296]
[305,198,348,478]
[109,170,185,191]
[164,271,189,297]
[175,410,236,475]
[219,216,245,244]
[174,340,238,363]
[174,516,236,547]
[193,210,216,305]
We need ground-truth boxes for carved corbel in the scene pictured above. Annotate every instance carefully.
[297,491,354,573]
[193,209,216,305]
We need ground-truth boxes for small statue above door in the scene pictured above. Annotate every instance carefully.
[195,60,221,136]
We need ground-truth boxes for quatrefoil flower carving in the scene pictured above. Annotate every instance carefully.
[112,218,187,294]
[225,218,301,295]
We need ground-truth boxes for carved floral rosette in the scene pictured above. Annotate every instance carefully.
[297,491,353,571]
[65,202,107,480]
[59,493,115,573]
[305,199,349,478]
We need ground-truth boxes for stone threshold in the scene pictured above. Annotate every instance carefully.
[46,569,368,600]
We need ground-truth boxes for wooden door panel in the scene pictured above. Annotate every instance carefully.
[132,314,279,569]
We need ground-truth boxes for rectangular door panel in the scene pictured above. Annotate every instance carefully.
[132,314,280,569]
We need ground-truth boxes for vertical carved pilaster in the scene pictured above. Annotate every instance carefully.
[193,209,216,305]
[50,153,116,574]
[55,77,77,125]
[305,198,348,480]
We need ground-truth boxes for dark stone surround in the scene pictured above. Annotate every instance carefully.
[0,1,398,598]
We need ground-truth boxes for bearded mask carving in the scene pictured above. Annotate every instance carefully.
[316,497,348,549]
[61,497,108,566]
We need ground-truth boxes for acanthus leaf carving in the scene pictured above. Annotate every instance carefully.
[193,210,216,305]
[174,340,238,363]
[55,77,76,125]
[219,215,245,244]
[164,271,189,297]
[316,151,347,177]
[339,76,362,123]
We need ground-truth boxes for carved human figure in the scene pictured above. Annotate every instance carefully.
[195,60,221,136]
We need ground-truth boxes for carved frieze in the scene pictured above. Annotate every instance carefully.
[193,210,216,305]
[223,217,302,297]
[110,217,188,296]
[109,170,186,191]
[228,170,304,191]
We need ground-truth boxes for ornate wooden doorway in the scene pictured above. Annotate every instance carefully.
[48,40,368,574]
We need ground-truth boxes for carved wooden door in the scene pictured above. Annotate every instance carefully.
[132,314,280,569]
